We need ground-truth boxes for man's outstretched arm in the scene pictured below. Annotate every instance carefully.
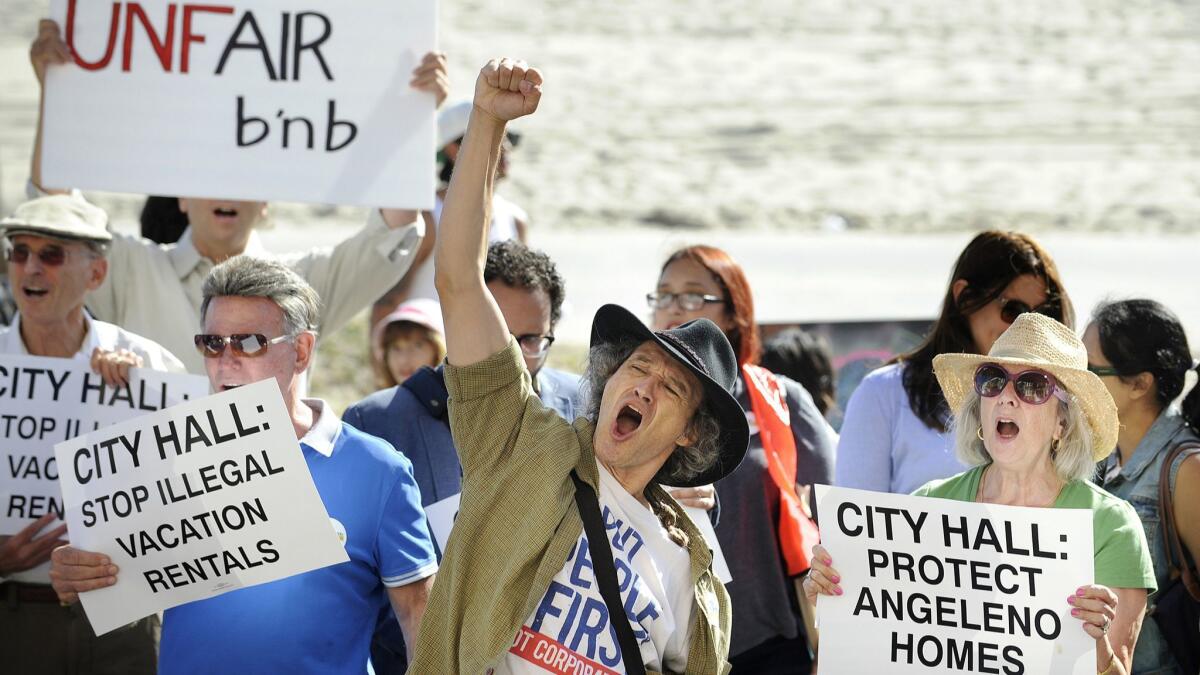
[435,59,542,367]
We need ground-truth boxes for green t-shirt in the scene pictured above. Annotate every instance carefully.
[914,465,1156,592]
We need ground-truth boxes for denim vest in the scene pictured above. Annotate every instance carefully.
[1100,407,1199,675]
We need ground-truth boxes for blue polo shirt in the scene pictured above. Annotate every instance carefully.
[158,400,437,675]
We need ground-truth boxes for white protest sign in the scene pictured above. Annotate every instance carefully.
[815,485,1094,675]
[423,491,459,557]
[0,354,209,535]
[42,0,436,209]
[54,379,348,635]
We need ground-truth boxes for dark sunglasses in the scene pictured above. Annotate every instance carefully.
[973,363,1067,405]
[998,297,1060,325]
[6,243,67,266]
[194,334,292,358]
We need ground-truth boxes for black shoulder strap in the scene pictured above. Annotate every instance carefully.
[570,470,647,675]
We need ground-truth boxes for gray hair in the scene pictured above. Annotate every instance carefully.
[951,388,1096,483]
[581,337,723,487]
[199,256,320,336]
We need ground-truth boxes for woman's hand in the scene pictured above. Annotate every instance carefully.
[669,484,715,511]
[801,543,842,607]
[1068,584,1117,640]
[473,58,542,124]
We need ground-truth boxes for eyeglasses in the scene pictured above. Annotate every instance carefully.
[6,243,67,266]
[998,297,1060,325]
[513,333,554,358]
[1087,364,1122,377]
[646,291,725,312]
[973,363,1067,405]
[194,333,293,358]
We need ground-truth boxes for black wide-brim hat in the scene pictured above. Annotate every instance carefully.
[590,304,749,488]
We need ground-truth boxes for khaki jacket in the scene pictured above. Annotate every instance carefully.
[409,341,732,674]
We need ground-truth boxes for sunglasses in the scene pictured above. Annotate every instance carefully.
[646,291,725,312]
[998,297,1060,325]
[6,243,67,266]
[973,363,1068,405]
[194,334,292,358]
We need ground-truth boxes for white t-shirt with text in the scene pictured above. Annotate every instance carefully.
[499,463,695,675]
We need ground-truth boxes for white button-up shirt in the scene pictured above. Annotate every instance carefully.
[0,312,186,583]
[84,211,421,374]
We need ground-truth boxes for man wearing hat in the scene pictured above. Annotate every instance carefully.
[409,59,744,673]
[0,194,185,675]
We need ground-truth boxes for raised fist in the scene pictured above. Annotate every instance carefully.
[473,58,543,123]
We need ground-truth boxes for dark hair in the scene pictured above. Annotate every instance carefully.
[484,240,566,327]
[1091,299,1200,433]
[139,196,189,245]
[761,329,837,416]
[895,231,1074,431]
[660,246,760,366]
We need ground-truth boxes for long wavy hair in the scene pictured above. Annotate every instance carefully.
[895,231,1074,431]
[660,245,760,366]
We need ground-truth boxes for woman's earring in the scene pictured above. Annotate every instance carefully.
[977,426,985,441]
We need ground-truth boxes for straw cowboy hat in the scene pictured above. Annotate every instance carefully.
[933,312,1119,460]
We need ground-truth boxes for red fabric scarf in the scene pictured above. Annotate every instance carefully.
[742,363,820,575]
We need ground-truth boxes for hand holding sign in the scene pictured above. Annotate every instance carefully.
[0,513,67,576]
[473,59,543,124]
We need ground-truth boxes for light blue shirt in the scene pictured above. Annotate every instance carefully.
[835,363,966,495]
[159,401,437,674]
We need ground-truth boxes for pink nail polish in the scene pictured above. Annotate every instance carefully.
[834,587,843,596]
[831,575,841,583]
[1070,608,1079,616]
[1067,595,1075,604]
[1076,586,1086,595]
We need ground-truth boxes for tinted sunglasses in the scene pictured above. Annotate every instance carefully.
[6,243,67,266]
[998,297,1059,325]
[194,334,292,358]
[973,363,1067,405]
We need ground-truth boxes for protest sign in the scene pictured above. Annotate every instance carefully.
[0,354,209,535]
[41,0,436,209]
[54,379,348,635]
[814,485,1094,675]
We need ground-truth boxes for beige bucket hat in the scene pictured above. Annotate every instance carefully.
[932,312,1118,459]
[1,195,111,244]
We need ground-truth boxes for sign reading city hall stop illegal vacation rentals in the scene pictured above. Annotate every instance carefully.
[814,485,1095,675]
[54,379,348,635]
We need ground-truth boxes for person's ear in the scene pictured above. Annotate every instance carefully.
[951,279,969,305]
[177,198,190,214]
[87,255,108,291]
[1127,372,1156,402]
[293,331,316,374]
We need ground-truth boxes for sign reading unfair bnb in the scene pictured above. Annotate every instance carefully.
[41,0,437,209]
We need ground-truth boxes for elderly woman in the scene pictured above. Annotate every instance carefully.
[805,313,1156,675]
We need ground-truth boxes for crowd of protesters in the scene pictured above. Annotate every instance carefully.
[0,20,1198,675]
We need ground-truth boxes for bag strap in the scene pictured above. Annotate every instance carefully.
[570,470,647,675]
[1157,441,1200,601]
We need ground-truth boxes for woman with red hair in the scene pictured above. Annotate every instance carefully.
[649,245,835,672]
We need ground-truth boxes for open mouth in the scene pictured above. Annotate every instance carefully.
[613,404,644,440]
[21,286,48,298]
[996,418,1020,440]
[220,384,244,392]
[212,207,239,221]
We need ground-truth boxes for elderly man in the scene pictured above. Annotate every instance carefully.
[0,195,185,675]
[410,60,748,674]
[29,19,447,373]
[48,256,437,673]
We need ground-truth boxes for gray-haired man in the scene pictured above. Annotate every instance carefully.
[0,194,185,675]
[49,256,438,673]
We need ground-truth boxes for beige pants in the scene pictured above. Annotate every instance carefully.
[0,585,158,675]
